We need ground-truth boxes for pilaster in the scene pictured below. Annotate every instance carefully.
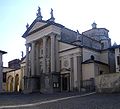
[31,42,35,76]
[43,37,47,74]
[55,36,60,72]
[74,56,78,89]
[36,43,39,75]
[25,44,29,77]
[50,34,55,72]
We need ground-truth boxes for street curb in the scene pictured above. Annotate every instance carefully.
[0,92,96,109]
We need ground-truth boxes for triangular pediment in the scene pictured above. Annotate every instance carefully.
[28,21,47,33]
[22,20,47,38]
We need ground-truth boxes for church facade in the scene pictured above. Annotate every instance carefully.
[20,7,115,93]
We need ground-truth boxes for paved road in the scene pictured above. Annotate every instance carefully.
[0,92,120,109]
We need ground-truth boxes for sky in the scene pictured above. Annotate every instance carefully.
[0,0,120,66]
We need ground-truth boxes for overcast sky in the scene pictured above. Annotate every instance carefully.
[0,0,120,66]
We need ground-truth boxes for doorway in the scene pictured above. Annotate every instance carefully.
[61,73,70,91]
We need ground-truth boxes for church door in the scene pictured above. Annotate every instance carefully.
[61,73,70,91]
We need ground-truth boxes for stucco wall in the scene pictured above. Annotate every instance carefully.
[82,62,109,81]
[95,73,120,93]
[82,63,95,80]
[94,63,109,76]
[6,69,22,92]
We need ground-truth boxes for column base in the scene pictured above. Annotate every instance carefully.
[40,72,60,93]
[23,76,40,93]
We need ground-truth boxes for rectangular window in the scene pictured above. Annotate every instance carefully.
[117,56,120,65]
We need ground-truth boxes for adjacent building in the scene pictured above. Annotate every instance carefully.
[2,59,23,92]
[111,45,120,72]
[0,50,7,92]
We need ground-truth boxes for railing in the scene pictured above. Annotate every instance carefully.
[82,78,95,92]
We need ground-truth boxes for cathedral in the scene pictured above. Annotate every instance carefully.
[2,7,116,93]
[20,7,115,93]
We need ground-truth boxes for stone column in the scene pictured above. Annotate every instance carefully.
[77,56,82,91]
[36,43,39,75]
[51,34,55,72]
[40,37,47,93]
[26,44,29,77]
[31,42,35,76]
[43,37,47,74]
[70,57,74,91]
[55,36,60,72]
[73,56,78,89]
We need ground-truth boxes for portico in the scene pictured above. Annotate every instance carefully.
[24,20,62,93]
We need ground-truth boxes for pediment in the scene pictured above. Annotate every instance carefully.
[28,22,47,34]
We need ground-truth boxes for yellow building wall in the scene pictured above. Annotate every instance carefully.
[82,63,95,80]
[6,69,23,92]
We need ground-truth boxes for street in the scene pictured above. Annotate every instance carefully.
[0,92,120,109]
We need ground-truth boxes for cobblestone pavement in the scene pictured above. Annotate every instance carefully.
[0,92,120,109]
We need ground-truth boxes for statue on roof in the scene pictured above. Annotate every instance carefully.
[92,22,97,29]
[26,23,29,29]
[49,8,55,22]
[76,30,80,40]
[50,8,53,18]
[36,6,42,20]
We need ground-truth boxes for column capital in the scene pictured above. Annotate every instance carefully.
[50,33,56,38]
[50,33,61,40]
[43,36,47,41]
